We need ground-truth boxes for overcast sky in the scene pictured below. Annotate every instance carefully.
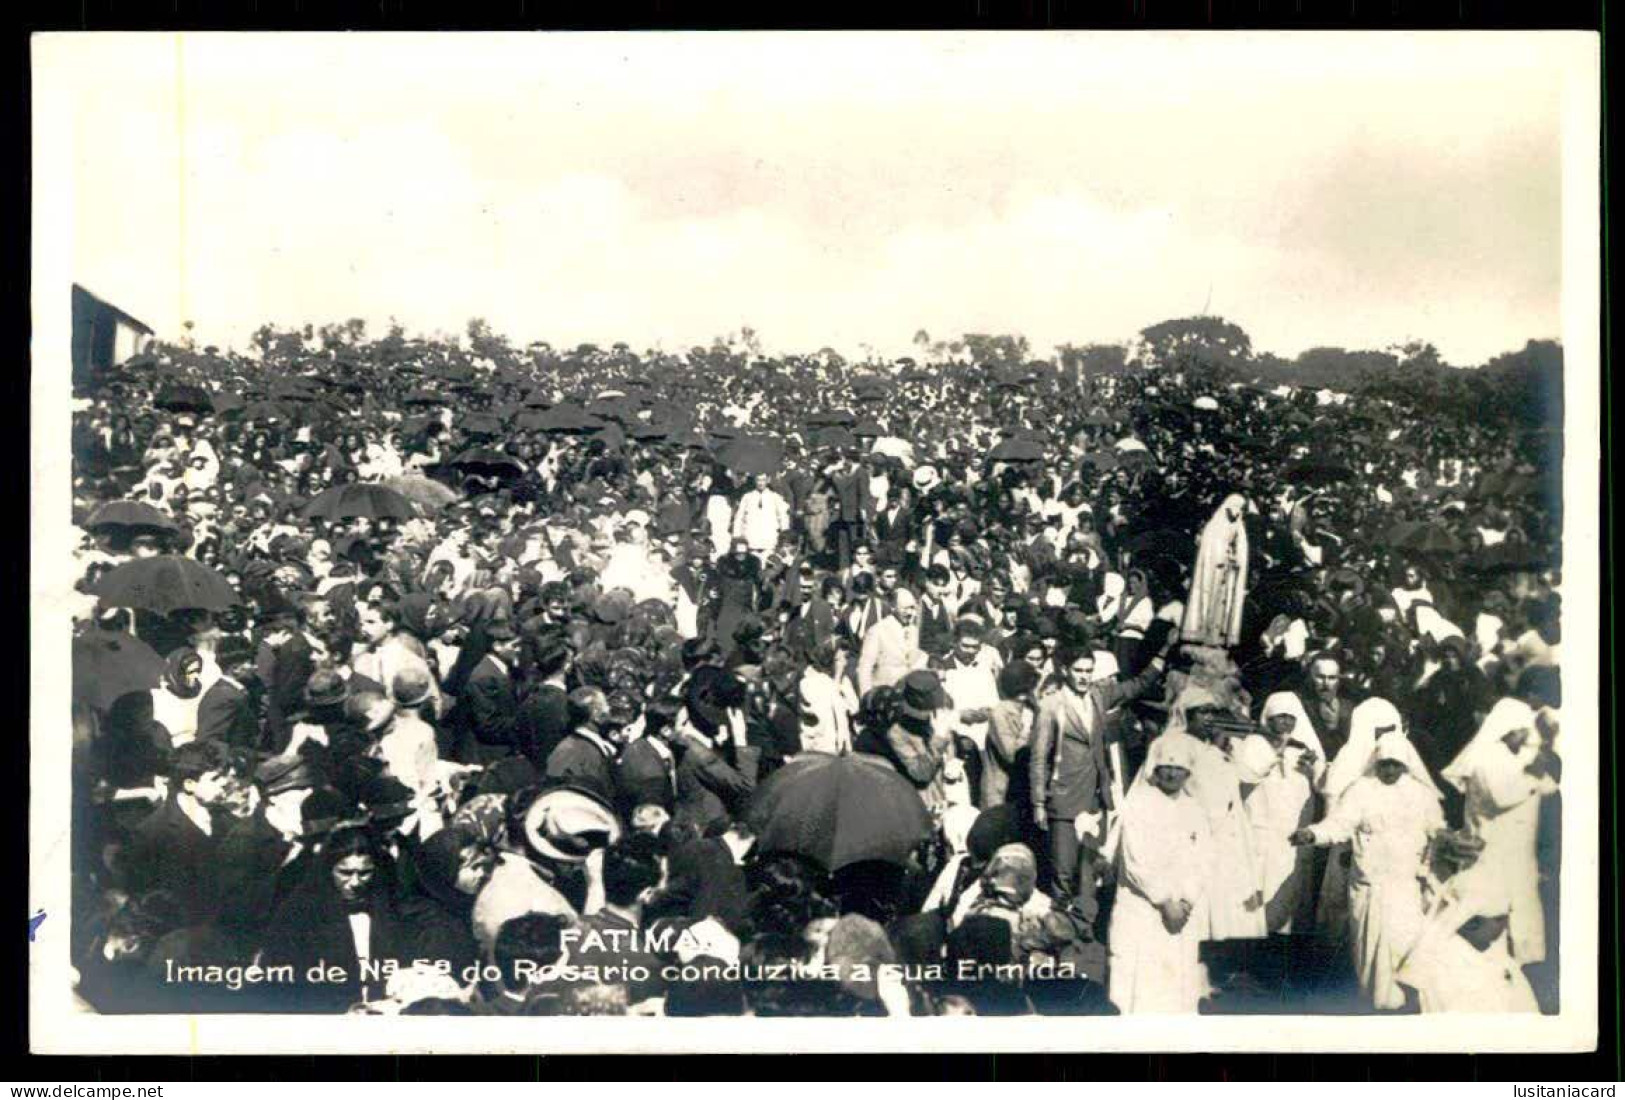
[38,32,1589,364]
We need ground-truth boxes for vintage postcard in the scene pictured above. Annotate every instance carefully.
[29,31,1601,1053]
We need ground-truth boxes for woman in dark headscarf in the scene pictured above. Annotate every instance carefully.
[150,647,205,749]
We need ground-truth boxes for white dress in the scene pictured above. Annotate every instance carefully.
[1307,777,1444,1009]
[1191,741,1268,941]
[1234,735,1320,933]
[1109,783,1213,1014]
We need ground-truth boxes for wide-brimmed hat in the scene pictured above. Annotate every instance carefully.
[523,785,622,864]
[912,465,941,492]
[255,753,321,797]
[899,669,949,719]
[391,665,434,709]
[303,668,350,710]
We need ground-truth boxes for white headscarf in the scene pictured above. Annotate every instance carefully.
[1323,696,1406,801]
[1132,730,1204,795]
[1368,729,1444,800]
[1442,697,1539,794]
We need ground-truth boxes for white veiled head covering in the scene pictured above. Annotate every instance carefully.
[1258,690,1326,768]
[1367,729,1443,799]
[1322,696,1406,801]
[1441,697,1539,794]
[1162,684,1221,738]
[1131,730,1203,795]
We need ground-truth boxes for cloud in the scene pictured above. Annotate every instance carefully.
[49,32,1578,366]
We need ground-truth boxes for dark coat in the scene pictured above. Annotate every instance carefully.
[257,635,315,754]
[543,730,619,803]
[662,836,749,934]
[196,678,260,751]
[514,681,572,773]
[673,731,761,836]
[827,469,875,525]
[616,737,678,815]
[450,655,518,766]
[260,882,420,1013]
[120,798,223,923]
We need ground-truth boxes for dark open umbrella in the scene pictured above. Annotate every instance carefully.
[303,483,417,522]
[745,751,933,871]
[243,400,294,423]
[381,475,461,511]
[851,420,885,439]
[988,438,1044,463]
[459,412,505,437]
[210,392,246,417]
[154,383,213,413]
[448,447,527,479]
[522,388,555,409]
[1390,523,1463,556]
[73,630,167,712]
[1283,458,1354,486]
[531,405,605,435]
[85,501,179,539]
[807,409,857,427]
[715,437,785,477]
[95,556,239,613]
[403,387,446,407]
[814,426,857,450]
[669,428,711,450]
[1465,541,1552,575]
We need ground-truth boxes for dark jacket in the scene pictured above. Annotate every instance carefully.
[450,655,518,766]
[196,678,260,750]
[673,731,761,836]
[616,736,678,815]
[256,635,315,754]
[1029,658,1163,820]
[661,836,749,934]
[120,797,224,923]
[543,729,619,804]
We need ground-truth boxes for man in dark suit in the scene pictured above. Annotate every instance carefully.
[1295,652,1353,763]
[871,486,916,568]
[120,741,240,924]
[673,669,761,837]
[449,622,522,766]
[658,819,757,935]
[615,696,681,816]
[255,611,315,755]
[196,635,262,751]
[514,632,572,773]
[543,687,620,803]
[824,454,875,570]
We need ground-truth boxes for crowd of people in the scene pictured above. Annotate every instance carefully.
[66,329,1565,1017]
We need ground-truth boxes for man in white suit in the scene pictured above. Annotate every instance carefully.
[856,587,926,698]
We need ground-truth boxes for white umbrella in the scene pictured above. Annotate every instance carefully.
[1193,396,1220,411]
[871,437,916,465]
[1114,437,1149,453]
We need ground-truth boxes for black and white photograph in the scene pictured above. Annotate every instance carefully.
[29,31,1601,1053]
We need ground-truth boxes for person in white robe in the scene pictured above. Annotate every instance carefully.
[1169,687,1267,942]
[1180,494,1249,648]
[1441,697,1559,967]
[1395,863,1540,1014]
[1292,731,1445,1010]
[1234,691,1325,933]
[1109,732,1214,1014]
